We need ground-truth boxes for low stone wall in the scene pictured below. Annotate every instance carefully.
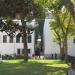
[68,55,75,63]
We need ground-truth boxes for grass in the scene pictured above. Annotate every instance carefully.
[0,59,69,75]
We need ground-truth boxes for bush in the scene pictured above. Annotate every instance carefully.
[2,54,31,60]
[2,54,13,60]
[15,54,24,59]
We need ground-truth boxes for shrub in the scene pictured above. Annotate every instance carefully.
[15,54,24,59]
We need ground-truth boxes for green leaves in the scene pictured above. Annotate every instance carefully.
[0,0,43,20]
[50,5,75,45]
[0,0,44,34]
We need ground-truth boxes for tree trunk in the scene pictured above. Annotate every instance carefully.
[59,41,62,59]
[60,41,65,60]
[21,19,28,62]
[64,36,68,63]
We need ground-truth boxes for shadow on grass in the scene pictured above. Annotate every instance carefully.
[0,60,68,75]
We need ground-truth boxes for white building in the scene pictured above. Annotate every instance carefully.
[43,11,75,58]
[0,12,75,59]
[43,12,60,58]
[0,20,35,57]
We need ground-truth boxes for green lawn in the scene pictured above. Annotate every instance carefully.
[0,59,69,75]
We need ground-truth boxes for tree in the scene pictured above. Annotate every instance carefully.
[0,0,44,62]
[50,7,75,62]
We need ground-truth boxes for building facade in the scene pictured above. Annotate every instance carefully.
[0,20,35,57]
[0,12,75,59]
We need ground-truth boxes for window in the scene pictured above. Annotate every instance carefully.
[28,35,31,43]
[10,36,13,43]
[28,49,30,53]
[3,35,7,43]
[16,36,20,43]
[22,49,24,54]
[17,49,20,54]
[22,49,30,54]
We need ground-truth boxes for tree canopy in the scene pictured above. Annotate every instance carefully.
[0,0,44,20]
[35,0,75,21]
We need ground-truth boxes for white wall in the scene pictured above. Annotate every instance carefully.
[43,18,75,57]
[0,43,23,55]
[0,30,35,56]
[43,18,60,55]
[68,38,75,57]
